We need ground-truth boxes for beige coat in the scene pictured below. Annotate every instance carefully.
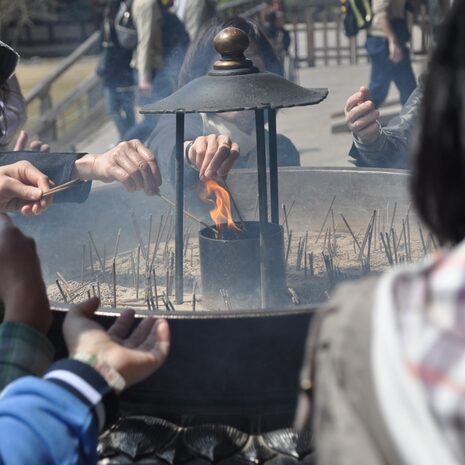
[369,0,407,37]
[131,0,164,83]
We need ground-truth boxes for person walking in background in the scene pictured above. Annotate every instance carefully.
[123,0,189,142]
[174,0,216,41]
[97,0,135,140]
[131,0,164,99]
[365,0,416,108]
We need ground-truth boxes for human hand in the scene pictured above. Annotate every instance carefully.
[138,80,152,96]
[344,86,381,144]
[186,135,240,181]
[13,130,50,152]
[74,140,162,195]
[63,298,170,388]
[0,214,51,334]
[388,40,403,63]
[0,161,53,215]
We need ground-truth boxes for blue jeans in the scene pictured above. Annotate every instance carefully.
[366,31,417,108]
[104,86,135,140]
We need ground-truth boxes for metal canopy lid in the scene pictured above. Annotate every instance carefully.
[141,27,328,114]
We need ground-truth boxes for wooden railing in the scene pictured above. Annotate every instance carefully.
[285,2,432,67]
[24,30,101,147]
[218,0,264,16]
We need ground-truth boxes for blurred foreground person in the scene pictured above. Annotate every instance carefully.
[344,84,422,168]
[297,3,465,464]
[148,17,299,187]
[0,214,170,464]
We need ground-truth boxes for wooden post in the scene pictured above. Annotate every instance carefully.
[305,8,315,67]
[336,15,342,65]
[293,15,299,63]
[323,8,329,66]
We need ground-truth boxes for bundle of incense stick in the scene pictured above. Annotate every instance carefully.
[156,193,216,233]
[42,179,86,198]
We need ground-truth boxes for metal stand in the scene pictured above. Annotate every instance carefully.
[175,113,185,304]
[255,109,270,308]
[268,109,279,224]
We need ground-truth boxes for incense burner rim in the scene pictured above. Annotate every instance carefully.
[50,301,318,319]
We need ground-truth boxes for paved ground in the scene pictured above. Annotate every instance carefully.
[77,58,427,167]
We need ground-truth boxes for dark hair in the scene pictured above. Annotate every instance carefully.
[411,0,465,245]
[178,16,284,88]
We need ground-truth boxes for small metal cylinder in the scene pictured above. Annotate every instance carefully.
[199,221,287,310]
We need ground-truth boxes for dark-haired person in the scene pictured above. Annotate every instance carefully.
[148,16,300,188]
[296,1,465,463]
[0,213,170,465]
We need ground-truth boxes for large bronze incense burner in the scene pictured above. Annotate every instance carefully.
[12,24,423,465]
[16,166,414,464]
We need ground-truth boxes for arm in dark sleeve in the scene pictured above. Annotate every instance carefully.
[348,83,423,169]
[0,151,92,203]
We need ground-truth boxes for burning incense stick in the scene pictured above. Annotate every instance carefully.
[389,201,397,231]
[157,193,215,232]
[113,228,121,260]
[112,259,117,308]
[418,223,427,255]
[55,280,67,303]
[136,245,141,300]
[339,213,362,252]
[88,232,104,271]
[282,203,290,237]
[81,244,85,284]
[131,212,147,260]
[222,180,245,229]
[316,195,336,243]
[152,267,159,311]
[42,179,86,198]
[146,215,153,274]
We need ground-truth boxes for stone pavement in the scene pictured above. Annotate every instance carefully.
[77,59,427,167]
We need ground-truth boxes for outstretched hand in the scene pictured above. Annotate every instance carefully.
[344,86,381,145]
[63,298,170,388]
[73,140,162,196]
[14,130,50,152]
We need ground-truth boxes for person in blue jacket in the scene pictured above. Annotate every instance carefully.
[0,213,170,465]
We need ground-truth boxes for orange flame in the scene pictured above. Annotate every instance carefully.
[200,180,239,230]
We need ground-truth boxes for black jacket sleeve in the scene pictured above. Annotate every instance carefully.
[0,151,92,203]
